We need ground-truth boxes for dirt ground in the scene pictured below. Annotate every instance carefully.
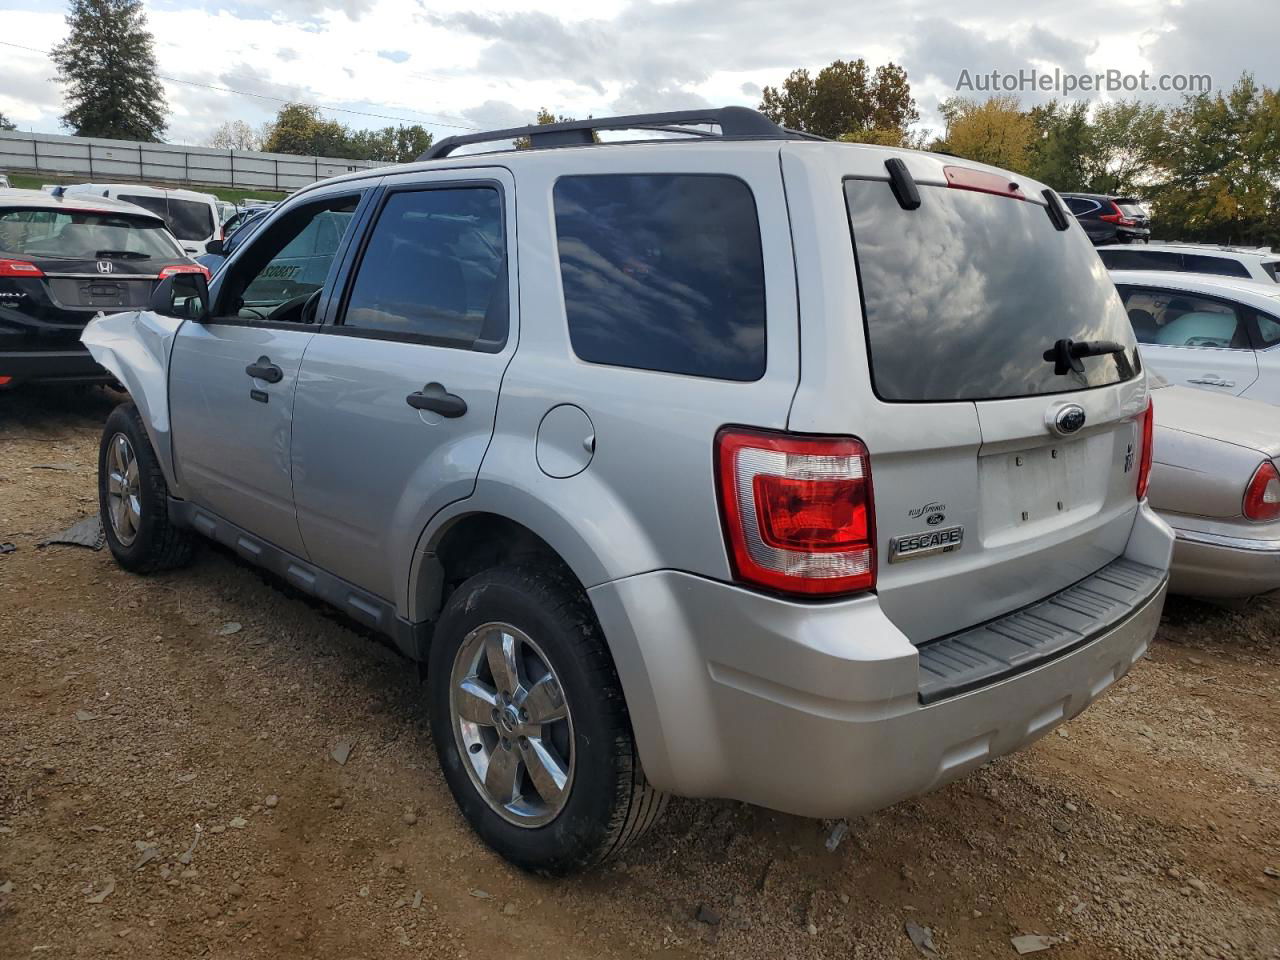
[1,385,1277,960]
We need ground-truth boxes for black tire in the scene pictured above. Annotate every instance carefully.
[98,402,196,573]
[428,565,667,875]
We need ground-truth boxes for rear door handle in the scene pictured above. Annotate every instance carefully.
[406,382,467,418]
[245,356,283,383]
[1187,376,1235,388]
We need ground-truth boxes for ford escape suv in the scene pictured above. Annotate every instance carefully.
[84,107,1173,875]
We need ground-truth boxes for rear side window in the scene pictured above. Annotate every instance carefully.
[120,194,214,241]
[1117,286,1250,349]
[340,187,507,350]
[1263,261,1279,282]
[1064,197,1097,216]
[846,180,1138,402]
[553,174,766,381]
[1098,249,1181,271]
[1181,254,1251,279]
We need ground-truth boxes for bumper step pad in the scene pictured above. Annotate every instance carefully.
[916,558,1166,704]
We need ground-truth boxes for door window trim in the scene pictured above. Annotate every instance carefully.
[322,178,512,353]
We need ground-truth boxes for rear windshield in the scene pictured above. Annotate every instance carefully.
[1114,199,1146,218]
[120,194,214,241]
[0,207,182,260]
[845,179,1139,402]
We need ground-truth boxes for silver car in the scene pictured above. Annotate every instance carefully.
[83,107,1172,874]
[1149,381,1280,598]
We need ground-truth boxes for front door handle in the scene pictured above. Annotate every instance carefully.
[245,356,283,383]
[1187,376,1235,388]
[406,382,467,418]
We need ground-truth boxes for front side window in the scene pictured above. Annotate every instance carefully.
[1118,286,1249,349]
[339,186,507,350]
[553,174,766,381]
[847,179,1137,401]
[218,195,360,322]
[0,207,181,260]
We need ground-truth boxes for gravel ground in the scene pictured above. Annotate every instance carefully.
[1,385,1278,960]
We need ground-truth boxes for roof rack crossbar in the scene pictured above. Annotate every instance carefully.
[418,106,795,161]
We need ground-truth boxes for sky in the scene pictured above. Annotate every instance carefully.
[0,0,1274,147]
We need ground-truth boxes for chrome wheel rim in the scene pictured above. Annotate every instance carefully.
[105,432,141,546]
[449,622,574,828]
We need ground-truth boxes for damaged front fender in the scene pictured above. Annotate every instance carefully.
[81,311,185,496]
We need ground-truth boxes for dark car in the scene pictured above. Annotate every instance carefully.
[195,207,271,275]
[1060,193,1150,245]
[0,188,208,387]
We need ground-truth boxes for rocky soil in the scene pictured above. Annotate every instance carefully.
[1,386,1277,959]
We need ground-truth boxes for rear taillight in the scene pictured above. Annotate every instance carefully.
[716,428,875,596]
[1099,201,1137,227]
[1136,398,1154,500]
[158,263,211,282]
[0,258,43,278]
[1243,461,1280,522]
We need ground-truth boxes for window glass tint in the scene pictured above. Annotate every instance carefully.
[1118,287,1247,348]
[1255,312,1280,347]
[120,194,213,241]
[846,180,1138,401]
[226,197,359,320]
[1064,197,1095,215]
[0,208,181,259]
[341,187,506,349]
[553,174,766,381]
[1181,254,1251,278]
[1263,261,1279,282]
[1114,200,1146,218]
[1098,249,1181,271]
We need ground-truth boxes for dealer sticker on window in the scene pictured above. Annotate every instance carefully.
[889,525,964,563]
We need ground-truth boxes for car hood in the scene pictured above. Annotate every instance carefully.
[1154,385,1280,458]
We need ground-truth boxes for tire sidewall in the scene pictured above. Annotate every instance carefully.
[98,404,166,569]
[428,570,626,875]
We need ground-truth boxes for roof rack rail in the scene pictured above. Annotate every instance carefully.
[418,106,817,161]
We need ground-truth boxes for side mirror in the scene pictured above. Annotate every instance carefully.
[205,238,225,256]
[149,272,211,322]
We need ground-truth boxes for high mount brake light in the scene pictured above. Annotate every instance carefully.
[943,165,1028,201]
[1243,461,1280,522]
[716,428,876,597]
[158,263,211,282]
[1136,399,1155,500]
[0,258,44,278]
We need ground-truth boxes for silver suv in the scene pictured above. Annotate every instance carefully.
[84,108,1173,875]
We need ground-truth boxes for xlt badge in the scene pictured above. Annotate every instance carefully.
[889,525,964,563]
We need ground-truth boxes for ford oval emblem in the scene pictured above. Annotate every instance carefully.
[1050,403,1087,436]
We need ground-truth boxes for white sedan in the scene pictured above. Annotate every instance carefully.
[1110,270,1280,406]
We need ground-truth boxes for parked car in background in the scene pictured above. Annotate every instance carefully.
[1061,193,1150,245]
[195,206,271,274]
[1099,242,1280,283]
[58,183,222,256]
[1148,378,1280,599]
[1111,270,1280,405]
[84,107,1171,874]
[0,174,10,189]
[0,187,207,386]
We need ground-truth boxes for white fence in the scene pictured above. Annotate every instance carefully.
[0,130,389,193]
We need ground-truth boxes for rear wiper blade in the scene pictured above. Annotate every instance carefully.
[95,250,150,260]
[1043,338,1126,376]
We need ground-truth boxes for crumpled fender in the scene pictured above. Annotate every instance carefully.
[81,311,185,496]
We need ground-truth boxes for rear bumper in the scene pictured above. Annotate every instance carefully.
[0,346,109,385]
[590,503,1172,819]
[1170,528,1280,599]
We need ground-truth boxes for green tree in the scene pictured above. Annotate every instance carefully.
[1084,101,1167,196]
[347,124,433,163]
[51,0,168,141]
[206,119,261,151]
[1026,100,1092,192]
[759,59,918,142]
[261,103,352,157]
[1148,74,1280,245]
[0,113,15,132]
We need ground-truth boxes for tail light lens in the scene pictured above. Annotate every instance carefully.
[1136,398,1155,500]
[0,258,44,278]
[158,263,211,283]
[1099,201,1137,227]
[1243,461,1280,522]
[716,428,875,596]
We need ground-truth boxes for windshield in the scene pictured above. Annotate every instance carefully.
[0,208,183,260]
[845,179,1139,402]
[120,194,215,241]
